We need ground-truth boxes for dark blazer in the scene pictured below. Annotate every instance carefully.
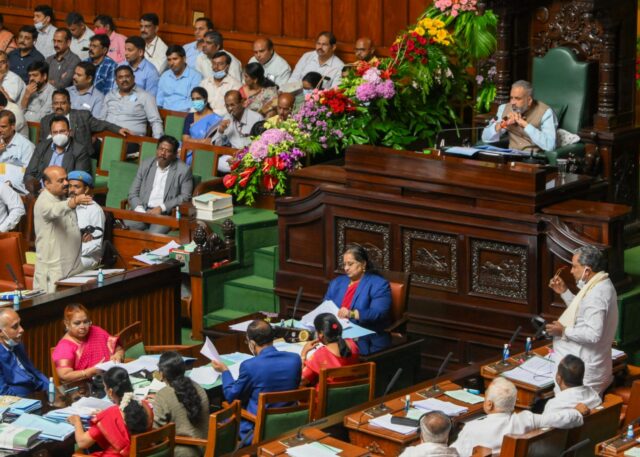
[39,109,122,147]
[24,137,91,183]
[221,345,301,441]
[325,272,392,332]
[128,157,193,213]
[0,343,48,396]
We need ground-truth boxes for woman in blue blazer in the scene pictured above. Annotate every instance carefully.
[325,245,392,332]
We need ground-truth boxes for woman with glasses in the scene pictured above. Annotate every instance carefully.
[52,303,124,383]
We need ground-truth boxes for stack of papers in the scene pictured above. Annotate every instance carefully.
[444,389,484,405]
[369,413,417,434]
[188,366,220,387]
[43,397,112,425]
[0,396,21,407]
[300,301,352,330]
[286,442,341,457]
[412,398,469,416]
[134,379,167,399]
[612,348,626,359]
[133,241,181,265]
[274,341,307,357]
[8,399,41,415]
[96,357,160,374]
[0,423,40,450]
[13,413,74,441]
[502,355,555,388]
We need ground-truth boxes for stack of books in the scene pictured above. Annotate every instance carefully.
[8,399,42,415]
[0,423,41,451]
[192,191,233,221]
[13,414,74,441]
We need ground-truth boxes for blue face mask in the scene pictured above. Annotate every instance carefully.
[303,88,313,96]
[192,99,206,112]
[213,70,227,80]
[2,329,18,348]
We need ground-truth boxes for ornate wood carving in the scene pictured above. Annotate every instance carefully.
[612,150,637,207]
[402,229,458,290]
[471,239,528,301]
[533,2,604,60]
[336,218,391,270]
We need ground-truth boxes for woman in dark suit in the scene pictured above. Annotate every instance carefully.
[325,245,392,332]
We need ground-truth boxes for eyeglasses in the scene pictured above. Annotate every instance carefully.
[70,319,92,327]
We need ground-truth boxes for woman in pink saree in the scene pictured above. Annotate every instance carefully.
[68,366,153,456]
[52,304,124,383]
[300,313,360,387]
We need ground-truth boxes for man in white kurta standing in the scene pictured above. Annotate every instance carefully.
[546,245,618,394]
[33,165,92,293]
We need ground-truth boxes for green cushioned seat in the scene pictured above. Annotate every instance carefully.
[165,115,186,140]
[98,136,125,172]
[191,148,217,182]
[203,308,248,327]
[532,47,592,164]
[28,124,39,144]
[140,140,157,163]
[325,384,371,416]
[105,161,138,208]
[125,342,146,360]
[261,409,311,442]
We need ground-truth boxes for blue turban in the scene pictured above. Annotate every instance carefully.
[68,170,93,188]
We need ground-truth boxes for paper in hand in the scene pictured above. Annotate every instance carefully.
[200,337,221,362]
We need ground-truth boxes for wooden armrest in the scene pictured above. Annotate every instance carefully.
[175,435,208,446]
[144,344,199,355]
[471,445,492,457]
[385,316,408,333]
[93,186,108,195]
[96,169,108,176]
[241,409,256,423]
[120,198,128,209]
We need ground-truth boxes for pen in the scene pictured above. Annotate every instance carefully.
[552,265,567,280]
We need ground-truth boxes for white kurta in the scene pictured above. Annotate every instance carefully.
[451,412,538,457]
[33,189,82,293]
[538,385,601,429]
[400,442,460,457]
[553,279,618,394]
[76,202,105,269]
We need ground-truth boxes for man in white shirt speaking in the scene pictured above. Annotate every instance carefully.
[546,245,618,394]
[126,135,193,234]
[68,170,104,269]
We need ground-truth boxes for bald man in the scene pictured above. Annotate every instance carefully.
[354,37,376,62]
[33,165,92,292]
[0,308,48,396]
[267,92,295,125]
[248,37,291,86]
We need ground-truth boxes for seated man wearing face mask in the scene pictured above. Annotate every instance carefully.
[23,115,91,194]
[0,308,48,396]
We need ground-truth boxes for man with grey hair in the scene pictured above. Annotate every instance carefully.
[547,244,618,394]
[451,378,538,456]
[400,411,459,456]
[481,79,557,153]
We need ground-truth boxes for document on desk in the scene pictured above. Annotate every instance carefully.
[412,397,468,416]
[189,365,220,386]
[612,348,626,359]
[369,413,417,434]
[286,442,341,457]
[624,446,640,456]
[200,337,221,362]
[56,276,95,285]
[300,301,352,330]
[444,389,484,405]
[502,355,555,387]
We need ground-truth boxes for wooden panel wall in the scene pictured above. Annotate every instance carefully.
[0,0,431,66]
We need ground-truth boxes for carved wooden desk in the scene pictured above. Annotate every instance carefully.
[258,428,370,457]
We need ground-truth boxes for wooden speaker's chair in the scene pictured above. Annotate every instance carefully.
[564,394,623,457]
[619,379,640,427]
[316,362,375,419]
[73,423,176,457]
[243,387,315,444]
[531,46,592,165]
[117,321,199,360]
[471,427,569,457]
[175,400,241,457]
[0,232,27,291]
[380,270,410,334]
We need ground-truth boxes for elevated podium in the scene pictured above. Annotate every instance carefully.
[275,146,630,373]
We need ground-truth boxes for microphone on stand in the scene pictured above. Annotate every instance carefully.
[418,352,453,398]
[363,368,404,417]
[508,325,522,350]
[280,417,329,447]
[6,264,23,300]
[290,286,303,328]
[435,125,487,149]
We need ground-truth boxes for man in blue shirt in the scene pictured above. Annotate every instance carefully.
[0,308,48,396]
[123,36,159,97]
[8,25,45,83]
[184,17,214,69]
[68,61,104,118]
[157,45,201,112]
[212,319,302,442]
[85,34,116,95]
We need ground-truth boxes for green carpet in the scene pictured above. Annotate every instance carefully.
[182,327,202,345]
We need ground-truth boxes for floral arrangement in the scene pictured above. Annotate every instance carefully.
[434,0,478,17]
[222,119,308,205]
[474,57,497,113]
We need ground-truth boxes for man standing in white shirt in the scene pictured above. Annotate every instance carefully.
[547,245,618,394]
[140,13,168,74]
[290,31,344,88]
[68,170,104,269]
[33,5,57,59]
[184,17,214,69]
[249,38,291,87]
[200,52,242,116]
[66,12,94,61]
[400,411,459,457]
[195,31,243,82]
[127,135,193,234]
[0,182,24,232]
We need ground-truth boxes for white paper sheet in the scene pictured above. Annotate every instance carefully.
[150,240,181,257]
[73,397,112,411]
[228,363,241,380]
[56,276,94,285]
[229,320,253,332]
[412,397,469,416]
[188,365,220,386]
[95,358,159,374]
[200,337,221,362]
[300,300,352,329]
[368,413,417,435]
[286,442,340,457]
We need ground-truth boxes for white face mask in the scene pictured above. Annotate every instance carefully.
[52,133,69,147]
[34,21,44,31]
[576,268,589,289]
[2,329,18,348]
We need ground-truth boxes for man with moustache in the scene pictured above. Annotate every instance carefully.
[156,45,201,112]
[45,28,80,89]
[248,37,291,86]
[290,31,344,88]
[20,60,54,122]
[184,17,214,69]
[68,170,104,268]
[140,13,168,74]
[123,36,159,97]
[195,31,242,82]
[67,62,104,117]
[85,34,117,95]
[126,135,192,233]
[66,12,94,61]
[33,165,92,292]
[199,52,242,116]
[8,25,44,84]
[354,37,376,63]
